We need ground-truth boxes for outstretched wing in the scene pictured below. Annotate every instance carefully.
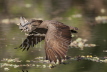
[18,28,47,51]
[17,17,47,51]
[45,23,72,63]
[19,35,45,51]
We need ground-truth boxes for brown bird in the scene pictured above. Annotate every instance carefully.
[17,17,78,63]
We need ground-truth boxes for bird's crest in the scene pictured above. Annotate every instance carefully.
[20,17,28,26]
[19,17,31,27]
[18,17,32,32]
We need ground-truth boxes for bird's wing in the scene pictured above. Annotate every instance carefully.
[45,25,72,63]
[18,28,47,51]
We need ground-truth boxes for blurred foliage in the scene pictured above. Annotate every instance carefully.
[0,0,107,19]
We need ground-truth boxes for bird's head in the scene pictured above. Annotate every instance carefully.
[18,17,43,33]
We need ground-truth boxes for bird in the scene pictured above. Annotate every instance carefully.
[16,17,78,64]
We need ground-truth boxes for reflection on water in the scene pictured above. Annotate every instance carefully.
[1,55,107,70]
[0,23,107,72]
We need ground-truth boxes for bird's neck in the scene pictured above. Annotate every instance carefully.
[38,20,50,29]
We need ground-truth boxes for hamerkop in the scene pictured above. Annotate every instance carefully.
[17,17,78,63]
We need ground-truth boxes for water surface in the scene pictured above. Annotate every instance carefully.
[0,22,107,72]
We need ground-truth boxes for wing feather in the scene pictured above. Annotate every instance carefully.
[18,28,47,51]
[45,22,72,63]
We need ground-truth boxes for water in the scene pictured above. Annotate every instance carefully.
[0,22,107,72]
